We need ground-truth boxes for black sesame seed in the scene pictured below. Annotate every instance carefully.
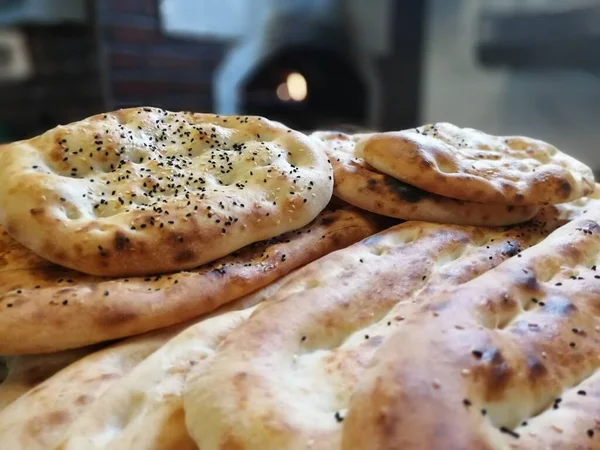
[499,427,519,438]
[471,350,483,359]
[588,429,594,438]
[577,390,587,396]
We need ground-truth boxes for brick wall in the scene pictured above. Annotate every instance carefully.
[0,22,103,142]
[97,0,227,113]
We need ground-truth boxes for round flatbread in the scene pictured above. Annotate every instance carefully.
[360,123,595,205]
[0,108,333,276]
[312,131,540,226]
[0,207,380,354]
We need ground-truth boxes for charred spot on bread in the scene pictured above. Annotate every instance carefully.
[384,178,430,204]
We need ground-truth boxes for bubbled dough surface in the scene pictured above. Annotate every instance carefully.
[182,203,584,450]
[312,131,540,226]
[0,108,333,276]
[0,207,380,354]
[345,210,600,450]
[361,122,595,206]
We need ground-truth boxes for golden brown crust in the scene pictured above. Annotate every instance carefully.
[0,346,104,412]
[344,211,600,450]
[0,328,176,450]
[0,108,333,276]
[312,131,540,226]
[505,370,600,449]
[361,123,595,205]
[182,210,574,450]
[0,257,297,450]
[54,308,257,450]
[0,207,380,354]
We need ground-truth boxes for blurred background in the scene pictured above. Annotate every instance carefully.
[0,0,599,170]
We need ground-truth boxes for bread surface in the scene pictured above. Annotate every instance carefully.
[0,108,333,276]
[0,328,176,450]
[361,123,595,205]
[344,210,600,449]
[0,207,380,354]
[313,131,540,225]
[182,205,582,449]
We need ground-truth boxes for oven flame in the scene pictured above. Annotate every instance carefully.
[287,72,307,101]
[276,72,307,102]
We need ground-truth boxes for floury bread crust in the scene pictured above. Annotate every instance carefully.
[344,210,600,450]
[0,261,296,450]
[0,328,176,450]
[0,108,333,276]
[181,206,585,450]
[0,207,381,354]
[361,123,595,205]
[312,131,540,226]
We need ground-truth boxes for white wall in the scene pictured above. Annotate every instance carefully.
[422,0,600,168]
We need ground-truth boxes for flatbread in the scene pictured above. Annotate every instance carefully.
[360,123,595,205]
[312,131,540,226]
[502,370,600,449]
[0,206,380,354]
[183,211,571,449]
[0,345,104,412]
[0,258,296,450]
[0,327,176,450]
[0,107,333,276]
[53,308,254,450]
[344,210,600,449]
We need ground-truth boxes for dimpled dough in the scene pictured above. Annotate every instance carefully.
[312,131,540,226]
[0,207,378,354]
[0,108,333,276]
[361,122,595,206]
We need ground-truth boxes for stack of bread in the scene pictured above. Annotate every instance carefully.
[0,108,598,450]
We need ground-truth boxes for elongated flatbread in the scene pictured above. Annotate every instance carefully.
[53,308,254,450]
[344,210,600,449]
[0,108,333,276]
[183,194,600,450]
[0,271,293,450]
[182,218,562,449]
[0,207,380,354]
[0,328,176,450]
[361,123,595,205]
[312,131,540,226]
